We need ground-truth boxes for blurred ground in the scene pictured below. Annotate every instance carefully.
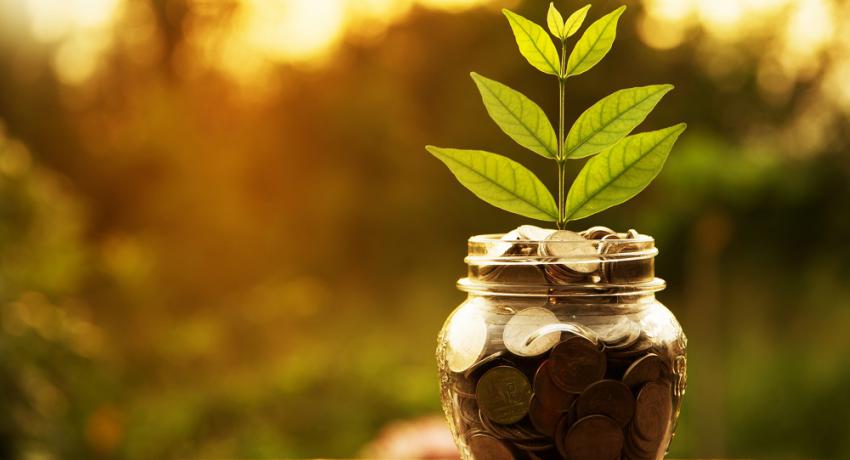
[1,0,850,458]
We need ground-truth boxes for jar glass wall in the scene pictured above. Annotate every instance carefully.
[436,228,687,460]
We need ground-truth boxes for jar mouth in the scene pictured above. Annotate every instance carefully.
[462,229,662,296]
[457,277,666,297]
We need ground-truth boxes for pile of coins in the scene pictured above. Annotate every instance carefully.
[442,226,684,460]
[471,226,654,286]
[449,321,675,460]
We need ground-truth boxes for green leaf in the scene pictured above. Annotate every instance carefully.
[564,124,687,221]
[470,72,558,159]
[565,6,626,77]
[503,9,561,76]
[564,4,592,38]
[547,3,566,40]
[565,84,674,159]
[426,146,558,221]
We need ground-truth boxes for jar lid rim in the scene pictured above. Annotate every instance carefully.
[457,277,666,297]
[468,232,654,245]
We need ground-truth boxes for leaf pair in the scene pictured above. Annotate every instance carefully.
[472,73,673,162]
[506,5,624,78]
[427,124,685,222]
[547,3,590,41]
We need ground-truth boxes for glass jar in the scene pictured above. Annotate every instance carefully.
[436,228,687,460]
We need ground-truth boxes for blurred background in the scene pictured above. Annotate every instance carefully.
[1,0,850,458]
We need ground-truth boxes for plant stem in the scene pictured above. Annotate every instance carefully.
[556,41,568,229]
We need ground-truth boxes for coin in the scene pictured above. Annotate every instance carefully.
[622,353,670,390]
[532,361,577,412]
[478,409,547,442]
[477,366,533,425]
[541,230,600,274]
[588,316,641,346]
[549,336,606,393]
[633,382,672,442]
[464,351,508,379]
[580,226,617,240]
[562,414,624,460]
[528,394,563,437]
[458,394,481,425]
[446,305,489,373]
[491,264,549,284]
[576,379,635,427]
[503,307,561,357]
[468,432,517,460]
[517,225,556,241]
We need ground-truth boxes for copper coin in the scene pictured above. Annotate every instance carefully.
[576,379,635,427]
[533,361,578,412]
[622,353,669,390]
[528,395,562,437]
[633,382,672,442]
[549,336,606,393]
[476,366,533,425]
[468,432,516,460]
[562,415,624,460]
[478,409,547,442]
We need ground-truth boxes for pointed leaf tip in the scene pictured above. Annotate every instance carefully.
[563,4,592,39]
[547,3,566,40]
[565,84,677,159]
[470,73,558,159]
[564,124,687,221]
[427,146,558,221]
[566,5,626,77]
[503,9,561,76]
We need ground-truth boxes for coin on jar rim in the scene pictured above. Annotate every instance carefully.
[581,226,617,240]
[562,415,624,460]
[446,305,488,373]
[575,379,635,427]
[549,336,606,393]
[540,230,600,274]
[622,353,670,390]
[468,432,517,460]
[476,366,533,425]
[503,306,561,357]
[517,224,556,241]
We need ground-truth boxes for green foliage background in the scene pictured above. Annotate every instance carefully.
[2,0,850,458]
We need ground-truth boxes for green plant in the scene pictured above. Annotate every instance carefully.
[426,3,686,229]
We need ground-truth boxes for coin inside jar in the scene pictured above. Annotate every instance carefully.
[633,381,673,442]
[562,414,623,460]
[476,366,533,425]
[468,432,517,460]
[575,379,635,427]
[446,304,488,373]
[533,361,577,412]
[549,336,606,393]
[503,306,561,357]
[622,353,670,390]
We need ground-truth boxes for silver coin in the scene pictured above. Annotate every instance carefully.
[516,225,556,241]
[503,306,561,357]
[581,226,617,240]
[540,230,600,274]
[446,302,489,373]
